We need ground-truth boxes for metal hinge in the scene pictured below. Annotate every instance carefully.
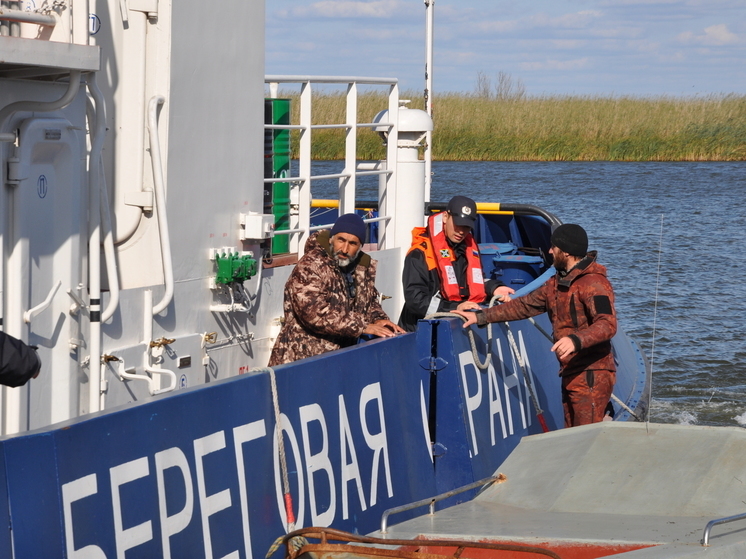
[6,157,27,186]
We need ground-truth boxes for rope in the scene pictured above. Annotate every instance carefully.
[265,535,284,558]
[527,316,553,343]
[428,296,548,430]
[480,295,549,432]
[253,368,300,545]
[502,321,549,432]
[424,311,491,370]
[256,366,312,558]
[610,392,640,420]
[268,366,295,528]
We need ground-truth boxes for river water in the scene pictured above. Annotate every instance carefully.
[310,160,746,428]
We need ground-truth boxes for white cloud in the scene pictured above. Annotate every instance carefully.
[529,10,603,29]
[551,40,588,49]
[590,26,644,39]
[658,51,686,63]
[267,0,746,95]
[677,24,739,46]
[635,40,662,53]
[467,10,603,40]
[521,57,592,71]
[597,0,682,6]
[285,0,407,19]
[702,24,738,45]
[471,19,521,34]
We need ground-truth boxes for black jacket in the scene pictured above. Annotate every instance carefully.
[0,332,41,387]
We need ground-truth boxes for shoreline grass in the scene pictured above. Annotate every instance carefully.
[275,91,746,161]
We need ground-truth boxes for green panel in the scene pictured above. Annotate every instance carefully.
[272,98,291,254]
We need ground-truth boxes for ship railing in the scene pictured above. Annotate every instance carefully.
[0,8,56,29]
[701,511,746,546]
[264,75,399,255]
[0,1,98,81]
[379,474,505,534]
[272,214,391,238]
[0,0,91,48]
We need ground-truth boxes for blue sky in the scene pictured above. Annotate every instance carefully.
[265,0,746,96]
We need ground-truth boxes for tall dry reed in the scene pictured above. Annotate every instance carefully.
[273,90,746,161]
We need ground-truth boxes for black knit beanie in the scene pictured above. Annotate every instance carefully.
[331,213,367,243]
[551,224,588,257]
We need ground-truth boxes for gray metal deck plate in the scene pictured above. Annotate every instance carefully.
[378,422,746,558]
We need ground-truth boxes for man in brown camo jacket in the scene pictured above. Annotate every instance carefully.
[268,214,404,367]
[455,223,617,428]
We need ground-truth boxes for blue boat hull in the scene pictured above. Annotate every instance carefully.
[0,314,647,558]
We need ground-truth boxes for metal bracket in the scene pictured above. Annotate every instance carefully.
[419,356,448,371]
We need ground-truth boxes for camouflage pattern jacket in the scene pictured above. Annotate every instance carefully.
[481,251,617,377]
[268,230,389,366]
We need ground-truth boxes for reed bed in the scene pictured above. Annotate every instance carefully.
[274,90,746,161]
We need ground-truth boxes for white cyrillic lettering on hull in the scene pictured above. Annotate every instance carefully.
[339,394,367,520]
[360,382,392,507]
[299,403,336,526]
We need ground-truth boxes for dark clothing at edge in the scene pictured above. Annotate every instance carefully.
[0,332,41,387]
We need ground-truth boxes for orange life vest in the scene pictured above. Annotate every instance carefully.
[408,212,486,302]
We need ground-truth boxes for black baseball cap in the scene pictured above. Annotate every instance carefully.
[446,196,478,228]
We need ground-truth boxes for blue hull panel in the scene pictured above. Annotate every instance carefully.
[0,316,645,558]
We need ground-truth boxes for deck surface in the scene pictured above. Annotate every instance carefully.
[376,422,746,558]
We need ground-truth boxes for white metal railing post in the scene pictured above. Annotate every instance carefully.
[424,0,435,202]
[297,81,313,254]
[147,95,174,316]
[72,0,88,45]
[340,82,357,216]
[378,83,399,250]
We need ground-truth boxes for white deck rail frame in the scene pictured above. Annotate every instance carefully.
[264,76,399,254]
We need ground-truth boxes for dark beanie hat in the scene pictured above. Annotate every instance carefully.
[331,213,366,243]
[551,224,588,257]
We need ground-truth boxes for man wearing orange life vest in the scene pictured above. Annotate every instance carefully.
[398,196,515,332]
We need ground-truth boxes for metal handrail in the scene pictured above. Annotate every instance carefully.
[0,9,56,26]
[265,75,398,85]
[271,215,391,237]
[701,512,746,546]
[264,75,399,253]
[380,474,504,533]
[263,166,392,184]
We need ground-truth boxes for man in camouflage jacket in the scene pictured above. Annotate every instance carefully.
[455,224,617,428]
[268,214,404,366]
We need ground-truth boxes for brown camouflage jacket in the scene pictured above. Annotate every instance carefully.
[268,230,389,366]
[482,251,617,377]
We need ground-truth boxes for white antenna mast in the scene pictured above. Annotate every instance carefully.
[424,0,434,202]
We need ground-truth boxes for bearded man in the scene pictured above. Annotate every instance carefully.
[268,213,403,366]
[455,223,617,427]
